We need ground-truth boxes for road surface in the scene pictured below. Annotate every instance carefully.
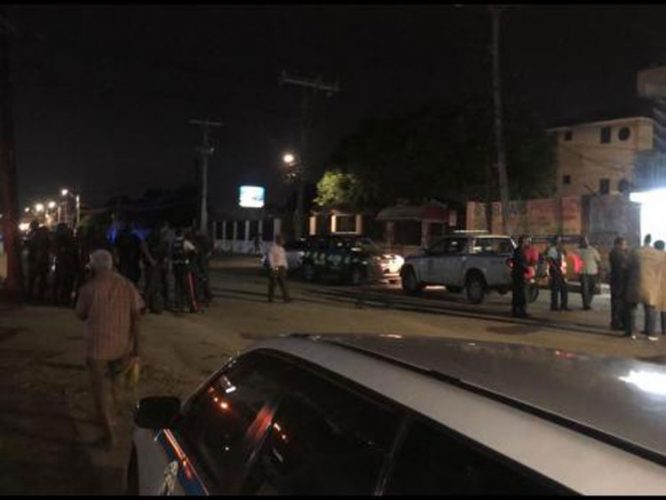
[0,255,664,494]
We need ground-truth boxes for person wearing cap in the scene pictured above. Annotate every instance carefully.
[75,249,144,448]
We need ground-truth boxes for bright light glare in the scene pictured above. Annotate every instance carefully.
[619,370,666,397]
[18,222,30,232]
[630,189,666,244]
[282,153,295,164]
[24,207,30,213]
[61,189,69,196]
[47,201,56,209]
[34,203,44,212]
[224,386,237,394]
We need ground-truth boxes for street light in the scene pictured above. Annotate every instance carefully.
[283,153,296,165]
[34,203,44,213]
[61,188,69,197]
[24,207,30,213]
[47,201,56,210]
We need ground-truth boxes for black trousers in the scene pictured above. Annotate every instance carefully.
[173,263,198,312]
[580,274,597,309]
[53,266,75,306]
[512,278,527,317]
[610,283,625,329]
[268,267,291,302]
[145,264,166,313]
[550,276,568,310]
[624,303,657,337]
[27,261,49,301]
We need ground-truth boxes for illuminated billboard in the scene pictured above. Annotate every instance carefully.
[239,185,265,208]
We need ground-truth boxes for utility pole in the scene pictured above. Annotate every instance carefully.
[189,119,222,235]
[489,5,511,235]
[279,71,339,238]
[0,6,21,299]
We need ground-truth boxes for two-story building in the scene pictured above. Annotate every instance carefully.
[548,116,654,197]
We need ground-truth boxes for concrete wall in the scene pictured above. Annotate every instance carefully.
[550,117,654,197]
[466,196,583,237]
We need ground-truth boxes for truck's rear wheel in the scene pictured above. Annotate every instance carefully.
[466,273,486,304]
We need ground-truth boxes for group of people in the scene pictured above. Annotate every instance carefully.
[511,233,666,340]
[609,234,666,340]
[511,235,602,319]
[23,220,214,315]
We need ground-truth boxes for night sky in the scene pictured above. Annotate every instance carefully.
[8,5,666,211]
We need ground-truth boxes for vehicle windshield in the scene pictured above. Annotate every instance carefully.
[349,237,383,255]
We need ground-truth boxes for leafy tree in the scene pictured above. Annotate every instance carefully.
[325,95,555,209]
[314,170,364,209]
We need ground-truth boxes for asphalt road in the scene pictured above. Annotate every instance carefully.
[0,255,664,494]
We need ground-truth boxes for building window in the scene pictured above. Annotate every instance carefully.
[618,127,631,141]
[334,215,357,233]
[599,178,610,194]
[563,130,573,141]
[600,127,611,144]
[562,175,571,185]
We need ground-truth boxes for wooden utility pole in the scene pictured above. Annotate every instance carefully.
[0,6,21,299]
[189,119,222,235]
[279,71,339,238]
[490,5,511,235]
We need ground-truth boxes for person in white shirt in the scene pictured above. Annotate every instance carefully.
[268,234,292,303]
[578,236,602,310]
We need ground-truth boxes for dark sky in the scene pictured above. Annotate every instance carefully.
[8,5,666,211]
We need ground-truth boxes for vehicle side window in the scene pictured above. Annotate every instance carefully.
[473,238,514,255]
[385,418,563,495]
[177,352,289,492]
[445,238,467,255]
[428,238,450,255]
[240,366,402,495]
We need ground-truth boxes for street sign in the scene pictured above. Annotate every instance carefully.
[239,185,265,208]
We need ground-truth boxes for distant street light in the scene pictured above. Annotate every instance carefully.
[283,153,296,165]
[61,188,69,197]
[47,201,56,209]
[24,207,30,213]
[34,203,44,213]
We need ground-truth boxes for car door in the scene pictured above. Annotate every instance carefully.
[138,351,292,495]
[238,362,403,495]
[383,415,569,495]
[439,237,469,287]
[326,237,347,278]
[423,238,450,284]
[472,237,514,287]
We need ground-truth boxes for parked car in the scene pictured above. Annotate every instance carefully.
[301,235,403,285]
[127,334,666,495]
[260,239,307,274]
[400,232,520,304]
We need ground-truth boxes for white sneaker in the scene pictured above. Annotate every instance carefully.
[647,336,660,342]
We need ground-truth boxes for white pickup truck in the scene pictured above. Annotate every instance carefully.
[400,233,516,304]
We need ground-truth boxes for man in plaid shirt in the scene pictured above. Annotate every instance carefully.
[76,249,144,448]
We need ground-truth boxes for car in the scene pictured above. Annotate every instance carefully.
[127,334,666,495]
[259,239,307,274]
[300,235,403,285]
[400,232,519,304]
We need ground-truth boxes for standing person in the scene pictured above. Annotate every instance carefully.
[171,228,199,313]
[510,235,530,318]
[624,242,663,341]
[194,230,214,306]
[141,227,169,314]
[253,234,262,255]
[75,249,144,448]
[609,237,629,331]
[578,236,601,310]
[655,240,666,336]
[267,234,292,303]
[114,224,142,285]
[53,223,78,306]
[546,236,569,311]
[26,221,52,303]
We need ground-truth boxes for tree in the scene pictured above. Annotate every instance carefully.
[327,95,555,209]
[314,170,364,209]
